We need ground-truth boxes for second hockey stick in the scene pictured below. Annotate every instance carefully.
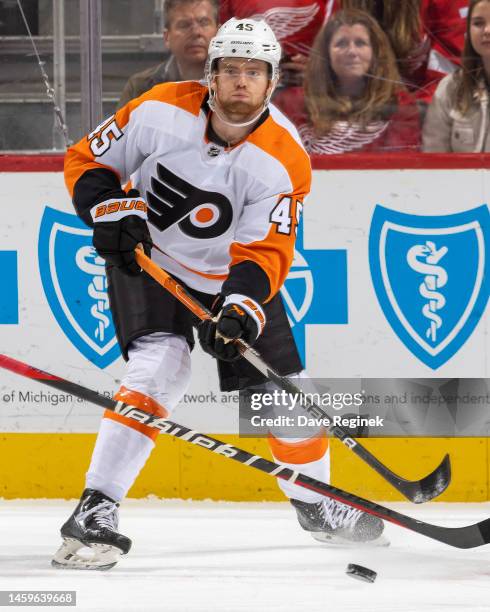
[134,249,451,504]
[0,352,487,549]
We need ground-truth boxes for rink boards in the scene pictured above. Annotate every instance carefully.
[0,154,488,500]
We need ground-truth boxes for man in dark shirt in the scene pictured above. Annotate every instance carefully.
[117,0,219,108]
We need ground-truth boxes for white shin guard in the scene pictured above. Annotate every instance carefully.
[86,332,192,501]
[86,418,155,502]
[122,332,192,410]
[265,371,332,504]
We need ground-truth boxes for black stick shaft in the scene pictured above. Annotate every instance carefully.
[134,250,451,504]
[0,353,487,549]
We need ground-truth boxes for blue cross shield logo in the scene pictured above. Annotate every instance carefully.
[281,219,347,365]
[38,207,121,368]
[369,205,489,369]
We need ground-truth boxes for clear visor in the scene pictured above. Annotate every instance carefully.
[210,58,274,81]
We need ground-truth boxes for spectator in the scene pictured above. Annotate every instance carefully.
[117,0,219,109]
[328,1,468,103]
[423,0,490,152]
[426,1,468,75]
[276,10,421,154]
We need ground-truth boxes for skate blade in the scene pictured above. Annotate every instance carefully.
[311,532,390,548]
[51,537,123,570]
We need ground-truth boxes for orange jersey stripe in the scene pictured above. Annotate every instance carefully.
[248,115,311,195]
[229,195,304,302]
[268,432,328,464]
[149,80,206,117]
[230,116,311,301]
[64,81,207,198]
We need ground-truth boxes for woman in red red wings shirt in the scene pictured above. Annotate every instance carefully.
[326,0,468,103]
[274,9,421,154]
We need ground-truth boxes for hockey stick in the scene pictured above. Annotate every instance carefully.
[0,352,487,549]
[133,250,451,504]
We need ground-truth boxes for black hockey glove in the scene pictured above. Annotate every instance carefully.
[198,293,266,362]
[91,189,152,276]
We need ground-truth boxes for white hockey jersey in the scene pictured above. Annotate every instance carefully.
[65,81,311,301]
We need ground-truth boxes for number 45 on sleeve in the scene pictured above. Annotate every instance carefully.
[270,196,303,235]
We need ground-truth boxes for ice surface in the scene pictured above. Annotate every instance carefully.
[0,500,489,612]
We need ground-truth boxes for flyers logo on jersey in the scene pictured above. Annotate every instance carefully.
[146,163,233,239]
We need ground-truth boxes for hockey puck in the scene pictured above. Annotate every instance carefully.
[346,564,377,583]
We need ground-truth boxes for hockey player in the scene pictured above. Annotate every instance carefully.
[219,0,330,86]
[54,18,384,570]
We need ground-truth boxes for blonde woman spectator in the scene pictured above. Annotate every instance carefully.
[275,10,421,154]
[423,0,490,152]
[328,0,468,102]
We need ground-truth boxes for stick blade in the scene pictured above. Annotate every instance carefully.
[446,517,490,549]
[476,517,490,546]
[410,453,451,504]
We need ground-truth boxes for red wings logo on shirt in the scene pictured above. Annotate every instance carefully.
[250,4,320,42]
[146,163,233,239]
[298,120,389,154]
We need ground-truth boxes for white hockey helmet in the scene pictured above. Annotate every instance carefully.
[206,17,282,84]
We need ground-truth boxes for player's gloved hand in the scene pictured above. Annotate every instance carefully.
[198,293,266,361]
[91,189,152,276]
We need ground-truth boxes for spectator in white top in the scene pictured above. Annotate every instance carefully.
[423,0,490,152]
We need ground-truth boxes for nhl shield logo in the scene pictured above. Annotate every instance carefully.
[369,205,489,369]
[38,207,121,368]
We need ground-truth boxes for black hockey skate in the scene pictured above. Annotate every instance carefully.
[52,488,132,570]
[291,497,388,546]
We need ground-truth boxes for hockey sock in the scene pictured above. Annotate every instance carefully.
[268,434,330,504]
[86,417,155,502]
[85,332,191,500]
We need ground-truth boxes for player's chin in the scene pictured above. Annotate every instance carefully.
[221,100,262,120]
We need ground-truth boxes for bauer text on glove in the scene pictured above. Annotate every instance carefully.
[91,190,152,276]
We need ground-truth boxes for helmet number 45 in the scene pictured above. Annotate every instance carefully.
[236,23,254,31]
[270,196,303,236]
